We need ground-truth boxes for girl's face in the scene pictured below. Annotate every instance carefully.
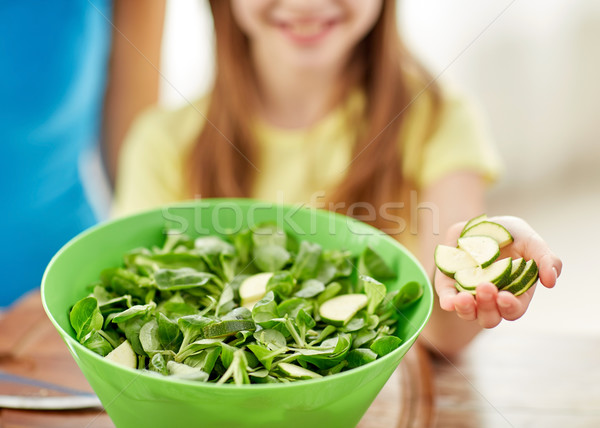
[231,0,383,73]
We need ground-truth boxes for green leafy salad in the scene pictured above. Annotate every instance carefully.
[69,224,423,385]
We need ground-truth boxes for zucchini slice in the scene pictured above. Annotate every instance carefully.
[105,340,137,369]
[202,320,256,338]
[501,259,538,296]
[434,245,478,277]
[454,258,512,289]
[460,214,487,235]
[457,236,500,268]
[239,272,273,306]
[508,257,526,283]
[454,282,476,295]
[278,363,322,380]
[461,221,513,248]
[319,294,368,326]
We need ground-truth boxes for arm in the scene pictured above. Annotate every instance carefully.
[102,0,167,186]
[416,171,486,357]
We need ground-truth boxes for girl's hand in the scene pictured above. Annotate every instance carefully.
[435,216,563,328]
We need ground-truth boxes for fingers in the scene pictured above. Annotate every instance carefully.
[475,283,502,328]
[434,269,459,311]
[490,216,563,289]
[454,292,477,321]
[538,253,562,288]
[497,284,535,321]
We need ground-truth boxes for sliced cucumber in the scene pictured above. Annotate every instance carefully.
[461,221,513,248]
[203,320,256,338]
[454,282,476,295]
[457,236,500,268]
[460,214,487,235]
[105,340,137,369]
[239,272,273,306]
[319,294,368,326]
[508,257,526,283]
[434,245,477,277]
[278,362,322,380]
[454,258,512,289]
[501,259,538,296]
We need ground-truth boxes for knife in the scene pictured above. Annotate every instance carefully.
[0,371,103,410]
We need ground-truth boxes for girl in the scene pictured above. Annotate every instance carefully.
[113,0,562,355]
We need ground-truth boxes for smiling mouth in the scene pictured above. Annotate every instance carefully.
[277,19,338,44]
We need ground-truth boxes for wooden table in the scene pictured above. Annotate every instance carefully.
[430,329,600,427]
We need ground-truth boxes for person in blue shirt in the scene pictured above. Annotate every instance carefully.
[0,1,165,307]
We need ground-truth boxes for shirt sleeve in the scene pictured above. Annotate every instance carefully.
[409,88,504,190]
[111,106,188,218]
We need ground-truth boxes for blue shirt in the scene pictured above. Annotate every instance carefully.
[0,1,112,306]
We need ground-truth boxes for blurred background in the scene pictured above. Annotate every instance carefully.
[158,0,600,338]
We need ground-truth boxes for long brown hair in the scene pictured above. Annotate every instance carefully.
[188,1,441,233]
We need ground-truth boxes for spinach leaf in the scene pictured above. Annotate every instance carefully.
[117,316,149,356]
[294,279,325,298]
[358,246,396,280]
[295,308,316,345]
[252,225,290,272]
[101,268,152,300]
[254,245,290,272]
[266,271,296,298]
[346,348,378,369]
[155,268,222,292]
[157,312,182,351]
[80,330,113,356]
[139,319,162,356]
[251,291,279,327]
[277,298,312,319]
[108,302,156,324]
[177,315,214,351]
[183,347,221,374]
[247,344,287,370]
[370,336,403,357]
[290,241,322,280]
[361,275,387,315]
[253,329,287,350]
[150,353,169,376]
[392,281,424,310]
[70,297,103,341]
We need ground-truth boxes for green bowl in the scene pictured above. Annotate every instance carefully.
[42,199,433,428]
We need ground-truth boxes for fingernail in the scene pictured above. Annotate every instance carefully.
[479,290,492,300]
[552,267,558,280]
[498,300,510,309]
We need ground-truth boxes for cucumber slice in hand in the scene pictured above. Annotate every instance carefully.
[454,258,512,289]
[461,221,514,248]
[457,236,500,268]
[455,282,476,295]
[319,294,368,326]
[460,214,487,235]
[105,340,137,369]
[508,257,526,282]
[435,245,478,277]
[501,259,538,296]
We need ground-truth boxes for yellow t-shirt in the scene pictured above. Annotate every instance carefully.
[113,86,502,226]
